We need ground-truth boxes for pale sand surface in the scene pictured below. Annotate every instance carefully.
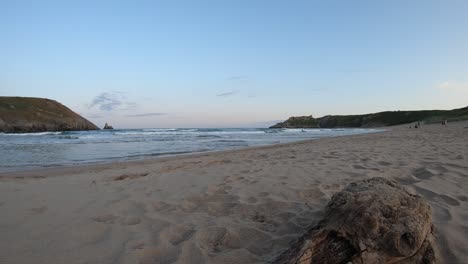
[0,122,467,264]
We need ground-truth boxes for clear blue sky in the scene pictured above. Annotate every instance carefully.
[1,0,467,128]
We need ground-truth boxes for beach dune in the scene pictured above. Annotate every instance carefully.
[0,122,467,263]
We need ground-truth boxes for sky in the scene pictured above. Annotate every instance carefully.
[1,0,468,128]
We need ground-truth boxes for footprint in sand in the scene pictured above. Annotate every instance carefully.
[120,216,141,226]
[432,206,452,222]
[397,176,420,185]
[196,226,272,255]
[413,186,460,206]
[378,161,393,166]
[128,241,145,250]
[247,197,257,203]
[412,167,436,180]
[159,223,195,245]
[298,189,324,199]
[196,226,240,252]
[139,243,180,264]
[31,206,47,214]
[179,200,201,213]
[276,211,296,222]
[206,202,238,216]
[177,242,205,264]
[92,214,118,224]
[113,172,149,181]
[353,164,366,169]
[251,212,267,223]
[68,223,111,245]
[258,192,269,197]
[151,201,174,212]
[274,221,305,236]
[206,185,227,195]
[437,194,461,206]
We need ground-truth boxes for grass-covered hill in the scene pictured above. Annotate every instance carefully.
[270,106,468,128]
[0,97,100,133]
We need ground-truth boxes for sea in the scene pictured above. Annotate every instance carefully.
[0,128,381,172]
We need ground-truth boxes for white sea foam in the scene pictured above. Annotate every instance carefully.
[0,131,62,136]
[0,128,382,172]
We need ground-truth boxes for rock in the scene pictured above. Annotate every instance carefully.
[103,123,114,129]
[274,177,437,264]
[270,116,319,128]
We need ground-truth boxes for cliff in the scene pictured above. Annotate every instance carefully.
[270,106,468,128]
[0,97,100,133]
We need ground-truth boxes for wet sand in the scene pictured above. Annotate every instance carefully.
[0,122,467,263]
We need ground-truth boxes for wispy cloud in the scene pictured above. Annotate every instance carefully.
[84,113,105,119]
[227,75,249,81]
[125,112,168,117]
[439,81,468,92]
[216,90,239,97]
[89,92,137,111]
[309,88,328,92]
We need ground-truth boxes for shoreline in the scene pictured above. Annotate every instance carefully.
[0,122,466,263]
[0,129,385,177]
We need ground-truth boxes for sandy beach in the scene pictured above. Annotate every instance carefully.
[0,122,467,264]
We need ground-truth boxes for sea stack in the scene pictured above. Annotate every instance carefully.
[103,123,114,129]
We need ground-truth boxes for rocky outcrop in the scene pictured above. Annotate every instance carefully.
[0,97,100,133]
[103,123,114,129]
[270,116,319,128]
[274,177,437,264]
[270,106,468,128]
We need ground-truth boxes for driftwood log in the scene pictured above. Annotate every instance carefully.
[274,177,437,264]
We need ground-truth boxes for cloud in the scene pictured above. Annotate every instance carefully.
[84,113,105,119]
[227,75,249,81]
[216,90,239,97]
[309,88,328,92]
[439,81,468,92]
[89,92,137,111]
[125,112,168,117]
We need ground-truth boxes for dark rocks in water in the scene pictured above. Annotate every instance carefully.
[274,177,438,264]
[103,123,114,129]
[0,96,100,133]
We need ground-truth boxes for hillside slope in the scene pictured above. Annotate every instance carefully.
[0,97,100,133]
[270,106,468,128]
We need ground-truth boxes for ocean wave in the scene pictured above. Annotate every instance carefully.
[264,129,284,133]
[214,139,248,143]
[196,134,222,138]
[58,135,80,140]
[0,131,62,136]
